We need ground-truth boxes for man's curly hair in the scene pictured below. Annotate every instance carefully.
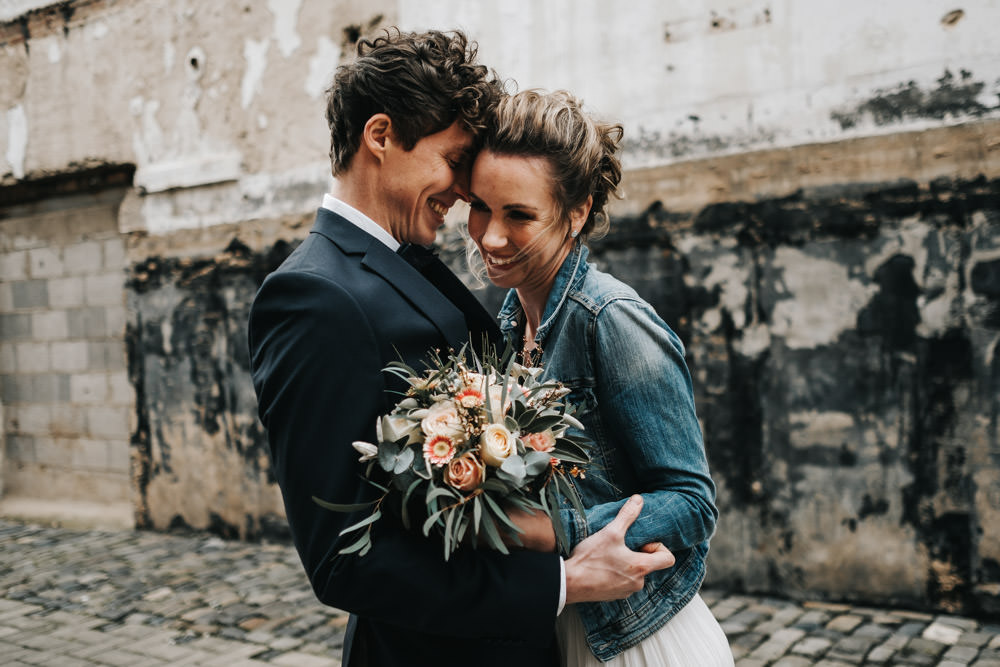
[325,28,504,175]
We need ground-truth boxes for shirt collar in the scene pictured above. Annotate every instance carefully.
[321,193,400,252]
[498,243,590,343]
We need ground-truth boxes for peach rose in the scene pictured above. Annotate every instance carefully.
[522,431,556,453]
[445,453,486,491]
[479,424,515,467]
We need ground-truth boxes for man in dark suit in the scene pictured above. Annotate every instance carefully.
[248,29,675,667]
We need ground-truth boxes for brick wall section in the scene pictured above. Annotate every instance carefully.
[0,189,132,503]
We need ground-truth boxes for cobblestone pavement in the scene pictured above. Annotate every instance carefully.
[1,519,998,666]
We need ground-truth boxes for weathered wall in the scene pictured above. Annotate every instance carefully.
[402,0,1000,171]
[124,221,300,539]
[1,0,999,613]
[0,175,133,505]
[0,0,394,534]
[589,175,1000,616]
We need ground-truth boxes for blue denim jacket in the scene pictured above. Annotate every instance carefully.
[498,244,719,661]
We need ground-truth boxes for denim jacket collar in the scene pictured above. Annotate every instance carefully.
[498,243,589,346]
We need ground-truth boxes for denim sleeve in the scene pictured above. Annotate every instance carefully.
[560,298,718,551]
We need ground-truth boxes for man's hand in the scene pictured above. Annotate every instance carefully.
[564,495,675,604]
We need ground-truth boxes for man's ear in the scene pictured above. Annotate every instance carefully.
[361,113,393,163]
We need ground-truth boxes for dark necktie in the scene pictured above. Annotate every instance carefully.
[397,243,504,357]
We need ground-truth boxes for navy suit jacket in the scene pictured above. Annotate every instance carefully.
[248,209,561,666]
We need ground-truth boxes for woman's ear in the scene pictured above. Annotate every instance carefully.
[360,113,393,163]
[569,195,593,236]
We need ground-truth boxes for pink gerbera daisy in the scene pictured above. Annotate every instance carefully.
[455,387,484,408]
[423,434,456,466]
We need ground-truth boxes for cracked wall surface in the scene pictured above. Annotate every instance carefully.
[580,176,1000,615]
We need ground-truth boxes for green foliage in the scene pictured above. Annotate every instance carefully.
[314,345,592,560]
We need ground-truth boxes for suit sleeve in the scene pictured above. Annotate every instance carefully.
[558,298,718,552]
[249,269,560,639]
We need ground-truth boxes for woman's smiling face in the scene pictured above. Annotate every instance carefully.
[467,151,573,294]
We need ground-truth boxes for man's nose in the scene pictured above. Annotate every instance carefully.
[452,167,471,202]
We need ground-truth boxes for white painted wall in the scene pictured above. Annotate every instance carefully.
[400,0,1000,169]
[2,0,998,234]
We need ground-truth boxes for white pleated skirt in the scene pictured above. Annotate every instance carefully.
[556,594,734,666]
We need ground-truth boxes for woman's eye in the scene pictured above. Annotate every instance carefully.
[469,200,489,212]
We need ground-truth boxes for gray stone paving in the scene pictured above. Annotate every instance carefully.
[1,519,998,666]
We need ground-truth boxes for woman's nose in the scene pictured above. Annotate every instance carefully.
[480,219,506,250]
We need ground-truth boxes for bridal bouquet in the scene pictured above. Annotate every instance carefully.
[315,346,591,561]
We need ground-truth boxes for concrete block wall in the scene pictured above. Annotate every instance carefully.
[0,190,132,505]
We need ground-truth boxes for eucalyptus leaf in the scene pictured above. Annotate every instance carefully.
[526,413,564,432]
[480,478,510,494]
[338,534,371,556]
[498,455,527,486]
[482,492,523,536]
[339,509,382,536]
[311,496,378,513]
[479,513,509,555]
[426,485,456,505]
[422,508,447,536]
[393,447,415,474]
[524,450,553,476]
[400,477,423,530]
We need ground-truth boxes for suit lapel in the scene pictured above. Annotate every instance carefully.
[398,244,504,355]
[310,209,468,348]
[362,245,469,348]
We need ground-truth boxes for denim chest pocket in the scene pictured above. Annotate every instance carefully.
[563,383,620,501]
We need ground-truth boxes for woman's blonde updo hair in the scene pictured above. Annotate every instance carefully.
[483,89,623,238]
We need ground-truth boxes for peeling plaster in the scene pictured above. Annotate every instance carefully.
[121,161,330,234]
[863,217,929,280]
[770,248,877,349]
[5,104,27,179]
[163,41,175,72]
[831,69,1000,131]
[130,50,244,194]
[305,35,339,100]
[130,96,164,166]
[702,253,751,328]
[789,411,856,448]
[736,323,771,357]
[86,21,109,40]
[241,38,270,110]
[267,0,303,58]
[45,38,60,63]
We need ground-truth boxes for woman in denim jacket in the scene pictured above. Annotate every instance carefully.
[466,89,733,666]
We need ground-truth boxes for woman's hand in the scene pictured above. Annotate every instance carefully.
[506,507,558,552]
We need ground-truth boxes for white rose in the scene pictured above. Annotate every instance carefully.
[421,400,465,440]
[378,414,421,444]
[352,441,379,462]
[479,423,516,467]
